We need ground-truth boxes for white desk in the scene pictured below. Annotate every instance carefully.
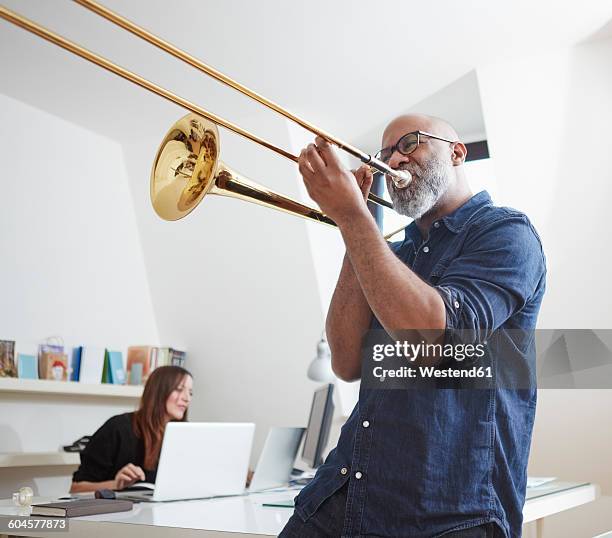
[0,481,598,538]
[523,481,598,537]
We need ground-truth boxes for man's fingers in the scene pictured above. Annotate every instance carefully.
[298,153,315,180]
[353,165,371,185]
[352,165,373,199]
[304,143,327,174]
[352,167,364,183]
[362,167,374,189]
[359,165,371,184]
[314,136,341,169]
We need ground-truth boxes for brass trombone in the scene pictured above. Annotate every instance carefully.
[0,2,407,226]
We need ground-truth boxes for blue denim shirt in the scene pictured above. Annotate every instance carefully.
[294,191,547,538]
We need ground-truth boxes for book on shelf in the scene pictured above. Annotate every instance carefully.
[102,350,126,384]
[70,347,82,381]
[155,347,168,369]
[148,347,187,372]
[127,346,153,385]
[149,346,159,371]
[0,339,17,377]
[17,353,38,379]
[78,346,106,384]
[31,499,133,517]
[169,348,186,368]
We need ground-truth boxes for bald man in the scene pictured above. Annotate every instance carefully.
[280,115,546,538]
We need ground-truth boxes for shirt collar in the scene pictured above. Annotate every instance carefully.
[441,190,492,233]
[399,190,493,243]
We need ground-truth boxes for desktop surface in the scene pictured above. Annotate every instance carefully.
[0,488,302,537]
[0,481,596,538]
[525,480,590,501]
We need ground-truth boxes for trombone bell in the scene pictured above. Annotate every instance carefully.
[151,115,220,221]
[151,114,336,226]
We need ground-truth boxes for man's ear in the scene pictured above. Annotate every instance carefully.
[450,142,467,166]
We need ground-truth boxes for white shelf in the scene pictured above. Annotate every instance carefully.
[0,451,80,468]
[0,377,143,399]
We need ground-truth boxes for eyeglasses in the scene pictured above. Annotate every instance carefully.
[374,130,456,164]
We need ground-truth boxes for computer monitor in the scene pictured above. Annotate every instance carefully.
[302,383,335,469]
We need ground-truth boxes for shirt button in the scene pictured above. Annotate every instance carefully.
[362,420,370,428]
[454,300,460,309]
[423,246,430,253]
[355,472,363,480]
[433,222,440,228]
[340,467,348,475]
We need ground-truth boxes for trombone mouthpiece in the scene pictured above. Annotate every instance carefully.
[391,170,412,189]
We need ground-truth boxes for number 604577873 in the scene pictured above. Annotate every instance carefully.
[7,517,68,530]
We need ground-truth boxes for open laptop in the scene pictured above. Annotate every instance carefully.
[119,422,254,502]
[248,426,304,492]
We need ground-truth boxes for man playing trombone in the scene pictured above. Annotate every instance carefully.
[281,114,546,538]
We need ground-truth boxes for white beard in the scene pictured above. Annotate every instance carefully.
[387,154,452,219]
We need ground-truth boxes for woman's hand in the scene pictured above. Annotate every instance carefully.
[113,463,145,490]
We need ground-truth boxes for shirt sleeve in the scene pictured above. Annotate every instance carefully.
[72,416,122,483]
[434,215,546,340]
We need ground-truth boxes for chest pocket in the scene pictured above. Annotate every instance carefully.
[427,261,448,285]
[425,231,469,284]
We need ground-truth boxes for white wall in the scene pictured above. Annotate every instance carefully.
[477,35,612,537]
[0,94,159,351]
[0,94,159,496]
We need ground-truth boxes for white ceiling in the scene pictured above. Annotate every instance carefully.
[1,0,611,154]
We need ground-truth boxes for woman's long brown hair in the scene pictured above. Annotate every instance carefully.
[132,365,192,470]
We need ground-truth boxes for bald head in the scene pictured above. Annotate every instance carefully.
[382,114,459,145]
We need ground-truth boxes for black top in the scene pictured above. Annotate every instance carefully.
[72,412,157,484]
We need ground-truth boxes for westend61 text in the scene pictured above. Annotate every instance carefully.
[373,366,493,382]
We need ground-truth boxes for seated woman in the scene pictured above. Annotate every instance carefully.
[70,365,193,493]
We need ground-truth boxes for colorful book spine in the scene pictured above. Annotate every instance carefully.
[109,351,126,385]
[102,350,126,385]
[70,347,82,381]
[169,348,186,368]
